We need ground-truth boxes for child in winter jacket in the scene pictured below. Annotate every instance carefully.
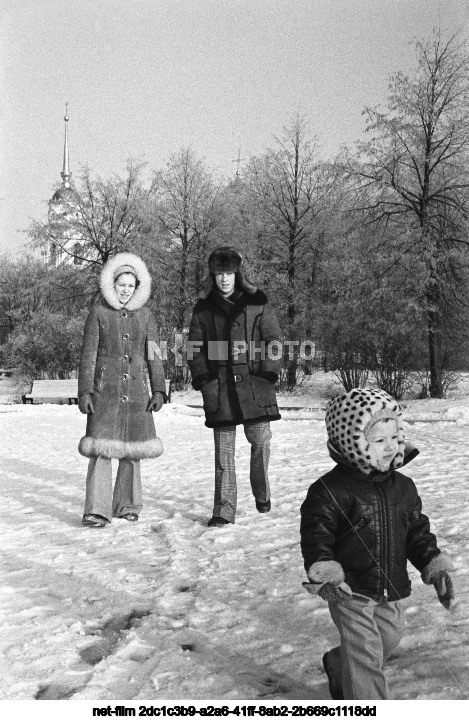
[300,387,454,700]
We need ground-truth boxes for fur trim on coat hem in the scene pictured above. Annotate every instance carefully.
[79,436,164,460]
[421,552,454,584]
[307,560,345,585]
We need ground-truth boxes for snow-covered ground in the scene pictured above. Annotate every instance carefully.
[1,373,468,704]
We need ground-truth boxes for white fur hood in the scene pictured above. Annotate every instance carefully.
[100,252,152,311]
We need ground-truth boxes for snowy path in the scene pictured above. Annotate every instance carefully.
[1,401,468,701]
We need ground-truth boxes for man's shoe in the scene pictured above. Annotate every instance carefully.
[120,513,138,522]
[322,652,344,700]
[208,516,230,527]
[256,499,271,513]
[82,514,109,528]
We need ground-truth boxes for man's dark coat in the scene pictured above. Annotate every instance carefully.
[188,287,283,428]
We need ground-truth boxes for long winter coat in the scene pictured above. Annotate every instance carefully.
[188,284,283,428]
[78,253,166,460]
[300,447,441,602]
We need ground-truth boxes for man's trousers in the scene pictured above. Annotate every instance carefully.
[212,421,271,522]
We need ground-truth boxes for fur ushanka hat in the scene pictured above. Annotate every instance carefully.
[325,387,405,474]
[100,252,152,311]
[200,245,257,297]
[208,246,242,274]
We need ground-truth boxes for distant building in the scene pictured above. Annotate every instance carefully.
[42,107,86,267]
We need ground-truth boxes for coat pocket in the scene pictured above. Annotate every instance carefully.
[201,378,220,414]
[334,514,372,563]
[336,516,370,544]
[249,374,277,409]
[94,364,106,391]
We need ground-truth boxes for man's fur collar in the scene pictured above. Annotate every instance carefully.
[194,288,268,312]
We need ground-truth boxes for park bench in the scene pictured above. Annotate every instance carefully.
[22,378,172,404]
[22,379,79,405]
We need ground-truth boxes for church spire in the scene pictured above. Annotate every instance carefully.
[60,103,71,188]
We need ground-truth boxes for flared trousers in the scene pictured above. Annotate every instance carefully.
[84,456,143,521]
[212,421,271,522]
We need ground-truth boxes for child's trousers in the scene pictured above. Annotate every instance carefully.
[84,456,143,521]
[327,591,405,699]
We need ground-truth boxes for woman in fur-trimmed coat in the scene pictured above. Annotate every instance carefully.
[78,252,166,528]
[188,246,283,527]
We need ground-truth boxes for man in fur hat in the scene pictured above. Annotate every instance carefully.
[188,246,283,527]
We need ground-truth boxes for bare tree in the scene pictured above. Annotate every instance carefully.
[0,255,53,332]
[150,148,221,331]
[246,115,332,386]
[30,161,151,269]
[349,29,469,396]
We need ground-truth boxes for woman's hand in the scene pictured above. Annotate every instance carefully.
[78,393,94,414]
[147,392,164,413]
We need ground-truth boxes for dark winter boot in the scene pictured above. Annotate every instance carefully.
[208,516,230,527]
[256,499,271,513]
[322,652,344,700]
[120,513,139,522]
[82,514,109,528]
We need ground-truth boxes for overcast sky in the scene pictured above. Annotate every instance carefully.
[1,0,469,257]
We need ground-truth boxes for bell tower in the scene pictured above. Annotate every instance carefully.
[44,106,82,266]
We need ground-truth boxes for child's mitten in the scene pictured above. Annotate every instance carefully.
[304,560,352,601]
[421,553,455,611]
[318,581,352,602]
[433,571,454,610]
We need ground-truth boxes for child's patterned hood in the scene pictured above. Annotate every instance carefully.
[325,387,407,475]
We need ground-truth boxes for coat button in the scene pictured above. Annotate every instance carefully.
[121,396,128,402]
[233,374,242,383]
[122,374,129,380]
[122,334,130,340]
[121,310,127,318]
[123,355,129,361]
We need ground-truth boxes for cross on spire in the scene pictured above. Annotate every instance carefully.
[232,148,245,177]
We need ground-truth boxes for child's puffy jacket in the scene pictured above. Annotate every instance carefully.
[300,456,441,602]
